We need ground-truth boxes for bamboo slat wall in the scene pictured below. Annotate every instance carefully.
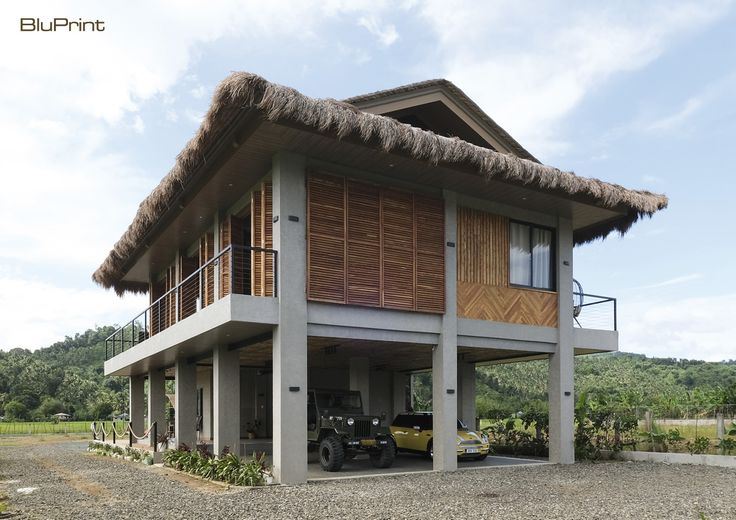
[251,182,274,297]
[456,206,558,327]
[199,232,215,307]
[307,171,445,313]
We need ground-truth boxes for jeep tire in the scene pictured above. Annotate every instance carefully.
[370,437,396,469]
[319,436,345,472]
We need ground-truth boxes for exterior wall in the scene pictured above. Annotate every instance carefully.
[306,171,445,314]
[456,206,558,327]
[369,370,392,418]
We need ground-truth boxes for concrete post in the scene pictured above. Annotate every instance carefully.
[458,361,476,428]
[548,216,575,464]
[175,358,198,449]
[271,152,308,485]
[147,368,166,448]
[213,344,240,455]
[349,357,371,414]
[392,371,410,418]
[129,375,145,435]
[717,413,725,439]
[432,191,458,472]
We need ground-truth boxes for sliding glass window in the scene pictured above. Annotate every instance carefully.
[509,221,555,290]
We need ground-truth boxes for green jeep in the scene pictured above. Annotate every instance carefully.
[308,388,395,472]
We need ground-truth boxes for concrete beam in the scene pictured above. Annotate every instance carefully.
[147,368,166,448]
[213,344,240,455]
[548,216,575,464]
[432,191,458,472]
[175,358,198,448]
[272,152,308,485]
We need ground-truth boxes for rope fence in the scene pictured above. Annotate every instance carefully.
[91,421,159,452]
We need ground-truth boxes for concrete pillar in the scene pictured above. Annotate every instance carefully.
[129,375,145,435]
[458,361,476,428]
[272,152,308,485]
[213,344,240,455]
[147,368,166,448]
[717,413,725,439]
[392,371,410,419]
[349,357,370,413]
[175,358,198,448]
[548,216,575,464]
[432,191,458,472]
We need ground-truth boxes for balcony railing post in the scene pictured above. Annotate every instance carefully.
[613,298,617,331]
[273,250,278,297]
[230,244,235,295]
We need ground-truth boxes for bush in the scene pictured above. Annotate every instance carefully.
[162,445,269,486]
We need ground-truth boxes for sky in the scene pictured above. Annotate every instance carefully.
[0,0,734,361]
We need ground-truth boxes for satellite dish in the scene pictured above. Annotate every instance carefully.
[573,278,584,321]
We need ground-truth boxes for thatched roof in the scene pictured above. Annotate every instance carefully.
[93,72,668,294]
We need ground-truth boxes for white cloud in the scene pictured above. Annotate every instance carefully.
[132,114,145,134]
[190,85,207,99]
[646,97,703,132]
[628,273,703,291]
[416,0,732,159]
[358,15,399,46]
[620,294,736,361]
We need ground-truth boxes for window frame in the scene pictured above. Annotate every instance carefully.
[508,219,557,291]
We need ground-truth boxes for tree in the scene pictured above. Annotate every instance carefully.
[38,397,65,418]
[4,400,28,421]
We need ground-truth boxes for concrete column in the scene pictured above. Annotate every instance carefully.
[175,358,198,448]
[432,191,458,472]
[548,216,575,464]
[129,375,145,435]
[213,344,240,455]
[349,357,370,414]
[392,371,410,418]
[717,413,725,439]
[272,152,308,485]
[458,361,476,428]
[147,368,166,448]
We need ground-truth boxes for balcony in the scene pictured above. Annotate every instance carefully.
[573,291,617,331]
[105,245,277,360]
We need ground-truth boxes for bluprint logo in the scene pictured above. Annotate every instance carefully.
[20,18,105,32]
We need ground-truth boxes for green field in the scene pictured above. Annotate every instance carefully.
[0,421,91,435]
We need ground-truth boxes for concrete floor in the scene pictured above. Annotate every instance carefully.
[307,451,548,480]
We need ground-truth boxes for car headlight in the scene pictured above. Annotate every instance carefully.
[347,418,354,426]
[372,418,380,426]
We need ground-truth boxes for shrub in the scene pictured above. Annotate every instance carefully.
[686,436,710,455]
[162,446,268,486]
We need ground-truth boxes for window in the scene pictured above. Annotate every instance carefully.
[509,221,555,290]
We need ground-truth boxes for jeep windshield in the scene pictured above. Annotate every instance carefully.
[315,391,363,414]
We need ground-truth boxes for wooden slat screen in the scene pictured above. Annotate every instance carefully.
[219,217,232,298]
[307,173,346,303]
[457,207,508,286]
[346,180,381,307]
[251,182,274,297]
[150,279,165,335]
[199,232,215,307]
[179,255,198,319]
[307,171,445,314]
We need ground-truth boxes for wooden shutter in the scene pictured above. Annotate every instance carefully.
[251,183,273,297]
[199,232,215,306]
[263,183,274,297]
[179,255,199,319]
[415,195,445,313]
[307,173,346,303]
[381,188,415,310]
[220,217,232,298]
[457,207,508,286]
[150,279,165,335]
[346,180,381,307]
[252,189,263,296]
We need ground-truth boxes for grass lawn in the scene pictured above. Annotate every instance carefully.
[0,421,91,436]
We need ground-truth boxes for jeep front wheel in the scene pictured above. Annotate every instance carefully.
[370,437,396,469]
[319,436,345,472]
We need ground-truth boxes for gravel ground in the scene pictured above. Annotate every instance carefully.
[1,440,735,519]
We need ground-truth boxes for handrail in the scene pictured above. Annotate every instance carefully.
[573,291,617,331]
[105,244,278,359]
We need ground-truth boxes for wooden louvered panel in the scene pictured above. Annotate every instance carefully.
[179,255,198,320]
[262,183,274,297]
[229,216,245,295]
[251,189,263,296]
[219,217,232,298]
[150,279,165,335]
[346,181,380,307]
[457,281,558,327]
[382,188,415,310]
[414,195,445,313]
[457,207,508,287]
[200,232,215,307]
[308,173,346,303]
[166,266,176,328]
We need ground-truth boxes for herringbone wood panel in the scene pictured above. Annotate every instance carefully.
[457,281,558,327]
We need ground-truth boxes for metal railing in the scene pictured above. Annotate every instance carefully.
[105,244,277,360]
[573,292,617,331]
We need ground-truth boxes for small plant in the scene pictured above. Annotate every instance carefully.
[162,446,269,486]
[717,437,736,455]
[686,436,710,455]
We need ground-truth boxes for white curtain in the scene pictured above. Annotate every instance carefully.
[510,223,531,286]
[532,228,552,289]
